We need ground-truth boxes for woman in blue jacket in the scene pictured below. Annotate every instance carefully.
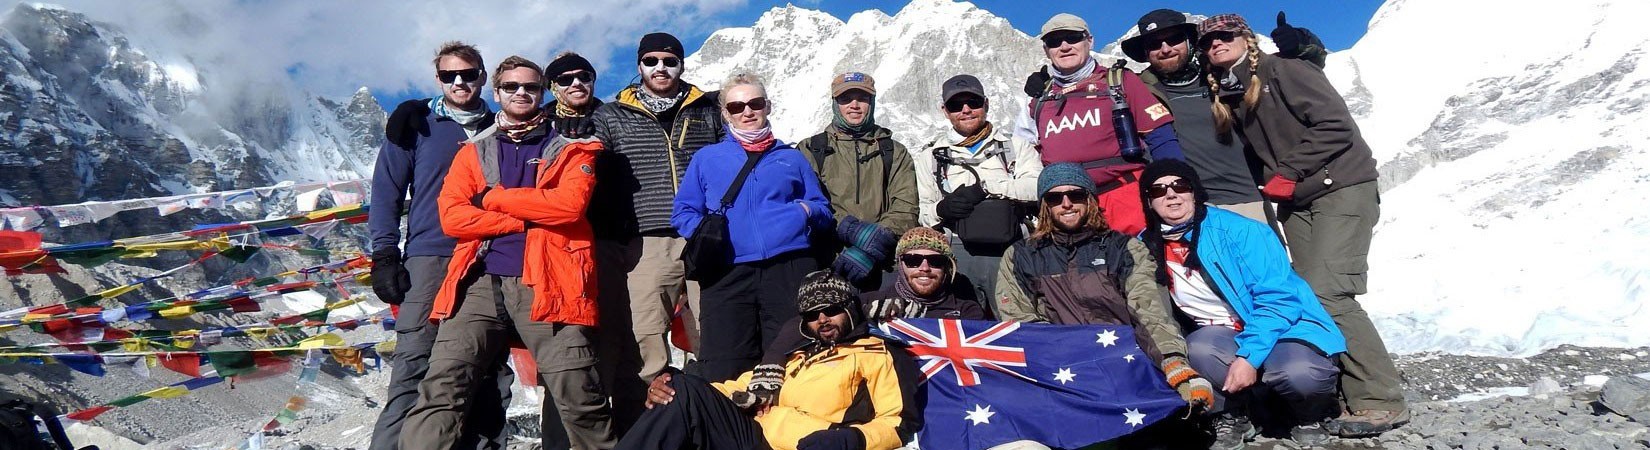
[673,73,834,382]
[1137,159,1345,449]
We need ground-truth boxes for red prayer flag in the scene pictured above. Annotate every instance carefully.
[65,405,114,422]
[512,347,539,387]
[158,353,202,377]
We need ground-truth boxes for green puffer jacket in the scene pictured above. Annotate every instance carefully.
[795,126,919,235]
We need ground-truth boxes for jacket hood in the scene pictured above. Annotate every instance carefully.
[615,83,715,112]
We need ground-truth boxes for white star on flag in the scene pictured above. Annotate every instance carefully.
[965,404,996,425]
[1095,329,1119,347]
[1124,408,1146,427]
[1123,353,1136,363]
[1052,367,1076,384]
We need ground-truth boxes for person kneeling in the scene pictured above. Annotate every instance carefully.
[1139,159,1347,449]
[616,271,920,450]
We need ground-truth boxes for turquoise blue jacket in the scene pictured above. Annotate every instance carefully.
[1182,207,1346,365]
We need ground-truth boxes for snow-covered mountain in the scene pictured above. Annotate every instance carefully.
[1323,0,1650,356]
[0,3,381,210]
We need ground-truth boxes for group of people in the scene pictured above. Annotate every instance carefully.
[364,8,1400,450]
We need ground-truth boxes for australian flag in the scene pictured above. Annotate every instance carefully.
[876,318,1184,449]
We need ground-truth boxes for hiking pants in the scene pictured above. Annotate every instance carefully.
[369,256,513,450]
[400,273,615,450]
[595,235,700,434]
[1185,326,1340,422]
[690,251,816,382]
[950,234,1007,319]
[614,373,770,450]
[1278,181,1406,413]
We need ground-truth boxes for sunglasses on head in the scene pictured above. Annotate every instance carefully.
[944,96,985,113]
[801,304,848,321]
[553,71,593,87]
[1042,31,1088,49]
[640,56,681,68]
[1042,189,1091,205]
[1148,180,1194,198]
[724,97,768,114]
[1198,31,1241,50]
[497,82,544,94]
[1143,32,1189,50]
[900,254,951,270]
[437,68,481,84]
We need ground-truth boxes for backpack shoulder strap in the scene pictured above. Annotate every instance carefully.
[806,133,831,167]
[718,150,769,210]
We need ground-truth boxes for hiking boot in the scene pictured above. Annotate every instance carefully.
[1209,414,1255,450]
[1332,408,1411,437]
[1291,420,1332,447]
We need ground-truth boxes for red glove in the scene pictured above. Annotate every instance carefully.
[1261,175,1297,202]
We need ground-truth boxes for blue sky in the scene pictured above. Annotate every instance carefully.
[382,0,1383,109]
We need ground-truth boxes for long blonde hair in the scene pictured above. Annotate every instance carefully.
[1029,193,1110,240]
[1208,32,1263,137]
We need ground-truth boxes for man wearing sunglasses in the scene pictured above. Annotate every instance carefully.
[401,55,616,449]
[995,163,1215,414]
[1012,13,1185,238]
[913,74,1042,316]
[796,72,919,290]
[544,52,601,139]
[1118,9,1287,225]
[617,271,920,450]
[1137,159,1344,448]
[863,227,991,322]
[587,31,726,435]
[368,41,513,450]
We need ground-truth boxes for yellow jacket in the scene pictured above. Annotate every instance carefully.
[713,335,920,450]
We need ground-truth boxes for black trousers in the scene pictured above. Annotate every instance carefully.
[689,251,816,382]
[615,373,771,450]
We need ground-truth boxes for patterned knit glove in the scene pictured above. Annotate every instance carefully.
[1162,356,1215,410]
[831,247,876,283]
[743,364,785,408]
[864,296,924,322]
[836,215,897,263]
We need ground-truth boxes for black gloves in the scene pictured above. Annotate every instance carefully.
[385,99,431,149]
[556,116,597,139]
[1272,11,1329,69]
[470,186,493,209]
[936,183,988,222]
[370,247,412,305]
[1023,68,1051,98]
[797,428,865,450]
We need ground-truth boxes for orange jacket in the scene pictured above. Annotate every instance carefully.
[431,129,602,327]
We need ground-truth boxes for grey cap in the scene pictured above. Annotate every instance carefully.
[1040,13,1089,38]
[941,74,985,102]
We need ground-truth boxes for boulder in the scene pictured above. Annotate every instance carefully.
[1601,376,1650,423]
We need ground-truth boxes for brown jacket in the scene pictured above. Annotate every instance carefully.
[1222,52,1378,204]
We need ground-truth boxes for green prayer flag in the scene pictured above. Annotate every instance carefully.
[207,351,256,378]
[220,245,262,263]
[108,394,149,407]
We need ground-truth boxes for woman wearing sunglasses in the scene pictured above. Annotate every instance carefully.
[1199,14,1406,438]
[1138,159,1345,448]
[672,73,834,382]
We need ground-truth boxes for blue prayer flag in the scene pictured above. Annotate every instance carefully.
[876,319,1184,449]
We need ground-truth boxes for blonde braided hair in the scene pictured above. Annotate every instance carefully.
[1208,32,1263,137]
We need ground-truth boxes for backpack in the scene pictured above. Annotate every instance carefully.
[0,398,80,450]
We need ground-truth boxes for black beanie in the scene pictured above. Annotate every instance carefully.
[1139,158,1210,287]
[1139,158,1209,207]
[637,32,685,60]
[544,52,595,78]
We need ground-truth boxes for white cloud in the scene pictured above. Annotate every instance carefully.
[1,0,747,98]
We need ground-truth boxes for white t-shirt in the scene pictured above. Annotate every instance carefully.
[1165,240,1238,328]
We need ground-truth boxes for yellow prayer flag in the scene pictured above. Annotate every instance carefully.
[294,333,344,350]
[245,327,275,342]
[157,305,194,319]
[324,296,360,311]
[21,313,52,323]
[140,386,190,399]
[99,284,141,299]
[331,348,365,374]
[124,240,213,252]
[122,338,149,352]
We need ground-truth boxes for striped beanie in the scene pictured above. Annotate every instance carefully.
[895,227,951,257]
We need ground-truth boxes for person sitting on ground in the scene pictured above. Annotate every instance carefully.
[1139,159,1346,449]
[616,271,921,450]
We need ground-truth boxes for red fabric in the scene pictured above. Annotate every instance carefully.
[738,135,775,153]
[226,296,260,313]
[29,304,69,315]
[1031,70,1173,184]
[430,139,602,327]
[159,353,202,377]
[65,405,114,422]
[1261,175,1297,202]
[512,348,540,387]
[1097,174,1148,236]
[0,230,41,253]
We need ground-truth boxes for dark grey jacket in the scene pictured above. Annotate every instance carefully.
[1220,53,1378,204]
[589,84,725,239]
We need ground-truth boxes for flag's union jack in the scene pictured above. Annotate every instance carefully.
[882,319,1035,386]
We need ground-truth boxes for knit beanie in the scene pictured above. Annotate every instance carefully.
[544,52,595,78]
[1037,162,1098,195]
[895,227,951,258]
[1139,158,1209,206]
[1138,159,1211,286]
[637,32,685,60]
[796,270,858,313]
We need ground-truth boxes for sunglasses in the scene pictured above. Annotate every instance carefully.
[1042,31,1088,49]
[640,56,681,68]
[497,82,544,94]
[1148,180,1194,198]
[834,93,871,105]
[1198,31,1241,50]
[724,97,769,114]
[944,96,985,113]
[1042,189,1091,205]
[900,254,951,270]
[553,71,593,87]
[801,304,848,322]
[437,68,481,84]
[1142,32,1189,50]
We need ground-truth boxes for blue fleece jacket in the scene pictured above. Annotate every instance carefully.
[1187,207,1346,366]
[672,135,833,264]
[368,106,474,257]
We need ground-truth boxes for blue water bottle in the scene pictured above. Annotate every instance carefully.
[1110,87,1144,160]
